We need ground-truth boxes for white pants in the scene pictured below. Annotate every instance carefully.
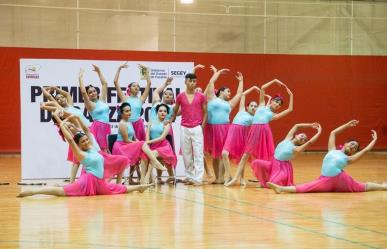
[180,125,204,183]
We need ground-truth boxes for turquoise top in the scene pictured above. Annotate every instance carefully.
[150,102,174,122]
[150,119,165,140]
[81,149,104,179]
[66,106,91,127]
[90,100,109,123]
[207,98,231,124]
[116,121,135,141]
[252,106,274,124]
[124,96,143,122]
[321,150,348,177]
[232,111,254,126]
[274,139,295,161]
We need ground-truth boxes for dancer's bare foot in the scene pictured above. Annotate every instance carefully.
[138,183,155,193]
[156,177,165,184]
[17,190,33,198]
[166,177,175,184]
[224,177,240,187]
[267,182,282,194]
[213,179,225,184]
[205,175,216,184]
[224,175,232,185]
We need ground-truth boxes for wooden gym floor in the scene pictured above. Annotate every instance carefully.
[0,153,387,249]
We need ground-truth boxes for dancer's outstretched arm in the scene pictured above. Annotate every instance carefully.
[294,123,322,153]
[114,62,128,103]
[53,86,73,106]
[152,77,173,104]
[238,86,259,111]
[273,85,293,120]
[139,64,152,103]
[348,130,377,164]
[53,113,86,161]
[260,79,282,106]
[328,120,359,151]
[206,65,229,101]
[92,64,108,103]
[79,68,95,112]
[228,72,244,109]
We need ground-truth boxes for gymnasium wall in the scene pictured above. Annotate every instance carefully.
[0,46,386,152]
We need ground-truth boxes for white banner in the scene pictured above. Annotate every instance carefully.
[20,59,193,179]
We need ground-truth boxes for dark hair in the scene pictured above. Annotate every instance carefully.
[156,103,170,114]
[272,96,284,105]
[117,102,131,119]
[85,85,95,93]
[162,88,175,102]
[73,131,86,144]
[216,87,229,97]
[127,82,137,88]
[185,73,197,80]
[346,139,360,151]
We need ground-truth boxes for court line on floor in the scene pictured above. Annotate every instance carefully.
[156,189,381,249]
[181,186,387,237]
[0,240,159,249]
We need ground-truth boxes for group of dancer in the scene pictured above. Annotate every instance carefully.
[18,63,387,197]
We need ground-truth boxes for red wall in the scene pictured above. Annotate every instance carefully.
[1,47,386,152]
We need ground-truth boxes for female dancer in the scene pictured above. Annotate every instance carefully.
[41,86,91,183]
[79,66,111,152]
[50,108,130,184]
[204,65,243,184]
[268,120,387,193]
[221,86,259,184]
[226,79,293,186]
[113,62,151,141]
[252,123,322,188]
[17,114,153,198]
[143,103,177,184]
[112,103,166,184]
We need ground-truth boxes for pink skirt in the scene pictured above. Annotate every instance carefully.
[90,120,111,150]
[223,124,250,163]
[99,151,131,179]
[252,158,294,188]
[204,123,230,159]
[132,119,146,141]
[67,145,80,164]
[150,139,177,168]
[296,171,366,193]
[244,124,274,161]
[112,141,145,165]
[64,172,127,196]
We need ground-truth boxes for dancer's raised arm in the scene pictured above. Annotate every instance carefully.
[92,64,108,102]
[328,120,359,151]
[114,62,128,103]
[348,130,377,164]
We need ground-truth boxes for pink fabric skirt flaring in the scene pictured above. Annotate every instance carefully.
[98,151,131,179]
[244,123,274,161]
[64,172,127,196]
[90,120,111,150]
[204,123,229,159]
[150,139,177,168]
[251,158,294,188]
[112,141,146,165]
[295,171,366,193]
[223,124,250,163]
[132,118,146,141]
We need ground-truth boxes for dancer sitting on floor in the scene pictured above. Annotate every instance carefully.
[268,120,387,193]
